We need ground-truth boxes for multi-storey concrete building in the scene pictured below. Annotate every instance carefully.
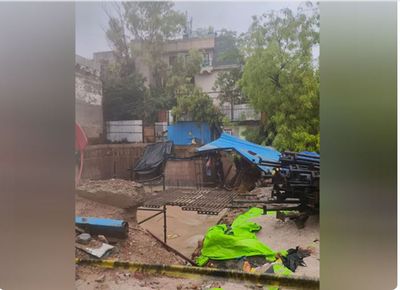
[93,36,239,104]
[92,35,260,139]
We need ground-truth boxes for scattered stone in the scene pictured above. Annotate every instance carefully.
[134,272,144,280]
[76,233,91,245]
[210,282,221,288]
[95,274,105,283]
[167,233,180,239]
[98,235,108,243]
[253,262,272,274]
[176,284,183,290]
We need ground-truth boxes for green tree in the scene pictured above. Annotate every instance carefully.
[165,49,202,108]
[213,68,246,121]
[172,87,224,128]
[102,7,148,122]
[240,4,319,152]
[214,29,243,66]
[105,2,187,122]
[212,30,246,121]
[120,2,186,88]
[102,62,148,121]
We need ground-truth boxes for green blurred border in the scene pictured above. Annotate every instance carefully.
[320,2,397,289]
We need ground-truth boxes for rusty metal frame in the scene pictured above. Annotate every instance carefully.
[142,188,240,215]
[137,206,168,244]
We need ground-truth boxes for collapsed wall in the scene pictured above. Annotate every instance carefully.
[76,179,147,224]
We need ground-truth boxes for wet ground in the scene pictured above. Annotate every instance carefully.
[76,265,299,290]
[250,214,320,278]
[137,206,226,258]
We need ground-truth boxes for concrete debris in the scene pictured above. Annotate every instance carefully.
[76,242,114,259]
[76,233,91,245]
[252,262,272,274]
[76,179,147,209]
[95,274,105,283]
[97,235,108,244]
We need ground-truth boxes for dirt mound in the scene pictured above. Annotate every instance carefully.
[76,179,147,209]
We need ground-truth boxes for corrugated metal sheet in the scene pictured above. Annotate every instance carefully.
[167,122,211,145]
[197,133,281,173]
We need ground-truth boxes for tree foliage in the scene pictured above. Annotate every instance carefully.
[213,67,246,121]
[171,87,224,128]
[122,2,186,89]
[214,30,243,66]
[102,63,148,121]
[212,30,247,120]
[104,2,192,123]
[240,3,320,152]
[165,49,202,105]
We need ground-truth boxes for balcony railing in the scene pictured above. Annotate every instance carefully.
[221,103,260,122]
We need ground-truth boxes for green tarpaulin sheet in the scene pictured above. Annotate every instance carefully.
[196,208,286,266]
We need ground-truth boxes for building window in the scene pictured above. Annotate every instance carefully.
[202,52,210,67]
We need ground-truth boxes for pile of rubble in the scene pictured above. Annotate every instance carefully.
[76,179,147,209]
[75,194,185,265]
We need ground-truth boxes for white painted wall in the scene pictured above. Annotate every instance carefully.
[194,71,220,105]
[106,120,143,143]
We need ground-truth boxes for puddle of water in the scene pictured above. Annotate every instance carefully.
[137,206,226,258]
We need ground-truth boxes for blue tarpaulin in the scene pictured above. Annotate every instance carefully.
[168,122,212,145]
[197,133,281,173]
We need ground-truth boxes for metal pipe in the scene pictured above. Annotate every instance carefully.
[232,199,301,204]
[145,230,196,266]
[163,174,166,191]
[137,208,163,212]
[228,205,301,211]
[163,205,167,243]
[138,211,163,225]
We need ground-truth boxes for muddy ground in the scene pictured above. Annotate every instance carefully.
[76,265,290,290]
[190,185,320,279]
[251,214,319,278]
[76,182,319,288]
[137,206,226,258]
[75,196,185,265]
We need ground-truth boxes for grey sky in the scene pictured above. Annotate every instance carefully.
[75,1,302,59]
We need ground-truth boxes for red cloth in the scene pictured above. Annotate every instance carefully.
[75,123,88,151]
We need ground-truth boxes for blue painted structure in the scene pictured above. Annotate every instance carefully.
[167,122,212,145]
[197,133,281,173]
[75,216,128,238]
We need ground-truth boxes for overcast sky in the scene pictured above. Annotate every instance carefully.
[76,1,305,59]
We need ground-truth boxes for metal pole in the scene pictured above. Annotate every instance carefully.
[138,211,163,225]
[145,229,196,266]
[163,205,167,243]
[163,174,166,191]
